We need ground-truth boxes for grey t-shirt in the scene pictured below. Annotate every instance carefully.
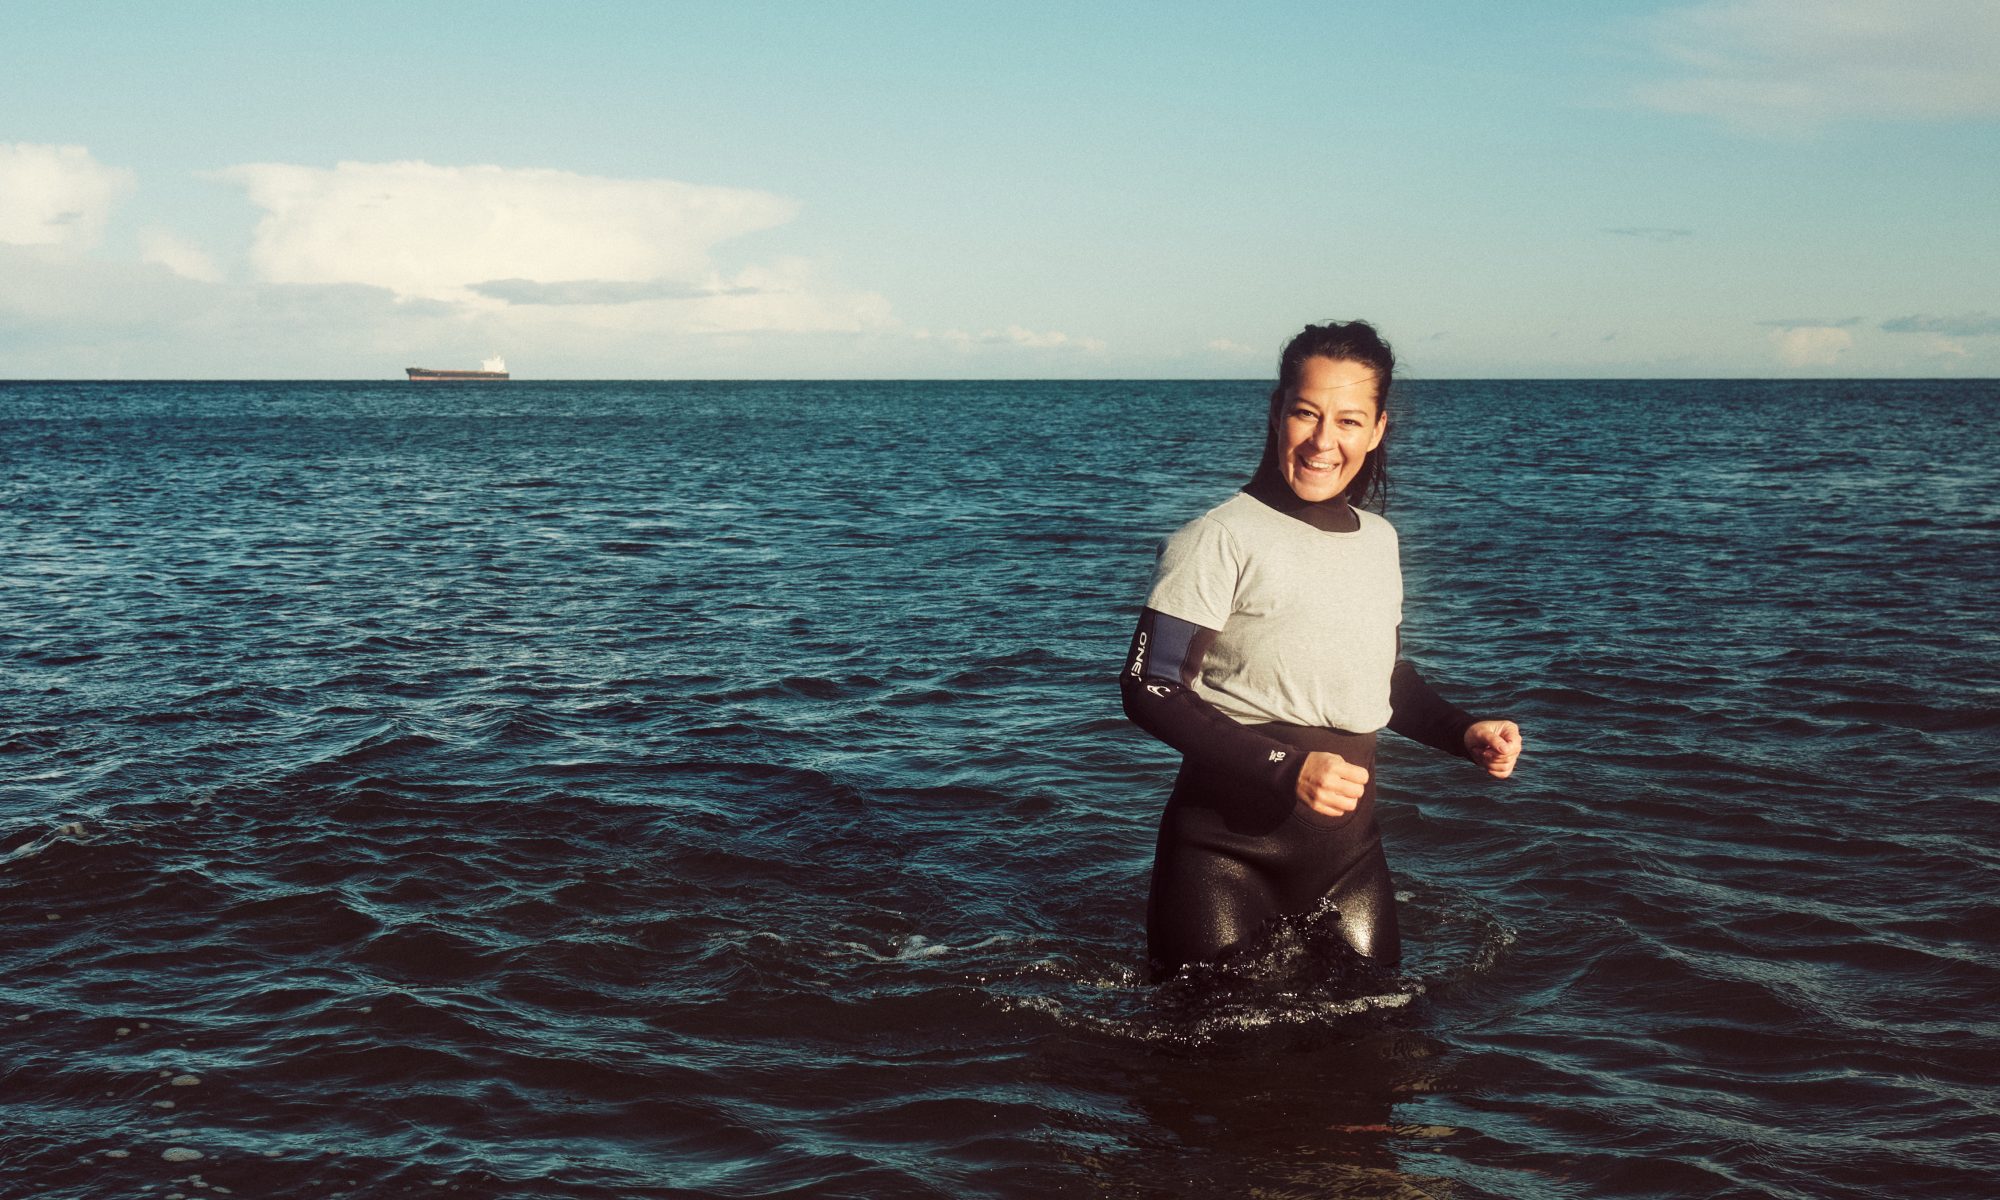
[1144,490,1401,732]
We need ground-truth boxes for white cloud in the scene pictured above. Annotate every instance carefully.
[138,229,223,282]
[997,324,1102,351]
[0,143,134,248]
[467,278,758,305]
[1772,325,1852,366]
[1206,338,1256,354]
[215,160,799,303]
[1636,0,2000,130]
[0,154,1078,375]
[919,325,1106,353]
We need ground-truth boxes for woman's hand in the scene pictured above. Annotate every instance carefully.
[1295,750,1370,817]
[1463,720,1524,779]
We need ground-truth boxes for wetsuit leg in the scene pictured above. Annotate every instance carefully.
[1319,841,1400,964]
[1146,797,1283,971]
[1146,725,1398,978]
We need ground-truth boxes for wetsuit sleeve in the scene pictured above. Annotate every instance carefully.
[1387,642,1479,761]
[1120,607,1306,797]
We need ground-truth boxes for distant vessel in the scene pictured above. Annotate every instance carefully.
[407,356,510,381]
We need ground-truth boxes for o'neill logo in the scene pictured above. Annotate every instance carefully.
[1268,750,1287,763]
[1128,631,1147,678]
[1146,684,1171,697]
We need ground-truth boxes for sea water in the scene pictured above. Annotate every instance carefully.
[3,379,1996,1198]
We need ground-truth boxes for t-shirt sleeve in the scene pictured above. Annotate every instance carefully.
[1119,607,1305,797]
[1144,516,1239,631]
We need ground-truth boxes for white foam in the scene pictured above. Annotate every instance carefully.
[162,1147,202,1162]
[892,935,957,960]
[4,819,92,863]
[859,932,1017,962]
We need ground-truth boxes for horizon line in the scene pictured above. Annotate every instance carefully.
[3,375,1996,385]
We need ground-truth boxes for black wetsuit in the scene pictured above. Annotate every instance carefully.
[1123,477,1478,978]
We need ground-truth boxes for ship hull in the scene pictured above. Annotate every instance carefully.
[406,368,510,381]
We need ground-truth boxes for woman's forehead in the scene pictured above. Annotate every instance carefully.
[1292,363,1382,411]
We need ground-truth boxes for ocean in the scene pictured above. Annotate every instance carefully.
[3,378,1996,1198]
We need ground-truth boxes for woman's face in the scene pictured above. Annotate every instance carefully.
[1273,355,1387,503]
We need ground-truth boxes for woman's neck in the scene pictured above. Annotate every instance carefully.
[1244,469,1359,533]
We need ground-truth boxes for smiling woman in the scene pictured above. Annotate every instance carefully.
[1120,319,1525,980]
[1271,355,1387,503]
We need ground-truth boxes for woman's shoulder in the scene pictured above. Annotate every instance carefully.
[1189,489,1273,532]
[1354,506,1399,541]
[1155,492,1262,562]
[1158,490,1248,535]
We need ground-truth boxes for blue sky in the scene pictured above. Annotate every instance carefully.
[2,0,1995,378]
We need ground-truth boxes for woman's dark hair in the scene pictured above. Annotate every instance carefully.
[1250,320,1395,510]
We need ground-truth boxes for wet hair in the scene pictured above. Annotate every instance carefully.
[1250,320,1395,510]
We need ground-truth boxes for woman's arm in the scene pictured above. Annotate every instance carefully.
[1387,653,1478,760]
[1119,607,1306,797]
[1388,643,1523,778]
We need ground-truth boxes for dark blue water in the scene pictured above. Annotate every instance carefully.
[4,379,1996,1199]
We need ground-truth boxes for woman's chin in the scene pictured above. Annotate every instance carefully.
[1283,476,1344,504]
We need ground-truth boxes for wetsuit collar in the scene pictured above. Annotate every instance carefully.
[1244,470,1361,534]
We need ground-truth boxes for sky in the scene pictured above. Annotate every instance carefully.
[1,0,1996,379]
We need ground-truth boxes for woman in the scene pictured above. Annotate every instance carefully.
[1121,320,1522,978]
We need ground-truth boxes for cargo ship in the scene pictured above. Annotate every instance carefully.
[407,356,509,381]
